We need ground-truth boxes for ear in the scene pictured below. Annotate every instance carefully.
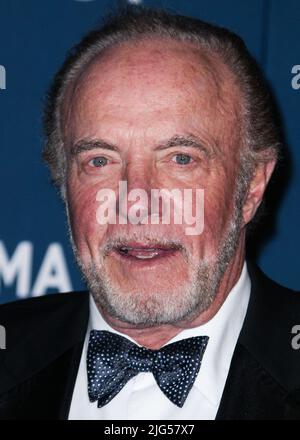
[242,159,277,225]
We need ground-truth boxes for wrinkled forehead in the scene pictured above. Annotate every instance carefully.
[62,38,243,148]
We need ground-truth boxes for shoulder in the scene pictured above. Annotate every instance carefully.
[242,261,300,392]
[0,291,88,323]
[0,290,88,314]
[0,292,89,396]
[246,260,300,321]
[0,292,89,350]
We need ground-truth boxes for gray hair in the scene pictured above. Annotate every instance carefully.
[43,6,282,207]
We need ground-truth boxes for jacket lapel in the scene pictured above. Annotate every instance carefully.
[216,342,288,419]
[216,261,300,419]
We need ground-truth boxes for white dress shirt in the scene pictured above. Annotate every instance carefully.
[68,261,251,420]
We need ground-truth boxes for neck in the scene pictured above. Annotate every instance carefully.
[97,241,246,350]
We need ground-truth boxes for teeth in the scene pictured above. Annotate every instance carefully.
[119,247,159,253]
[135,254,158,259]
[118,247,161,259]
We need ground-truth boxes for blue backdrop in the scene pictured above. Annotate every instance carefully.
[0,0,299,304]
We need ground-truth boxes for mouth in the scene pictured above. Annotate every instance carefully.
[111,242,181,264]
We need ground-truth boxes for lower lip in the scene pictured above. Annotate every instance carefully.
[110,249,180,268]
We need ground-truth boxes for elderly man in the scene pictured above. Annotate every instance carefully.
[0,7,299,420]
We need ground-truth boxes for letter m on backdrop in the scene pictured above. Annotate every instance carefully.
[0,241,32,298]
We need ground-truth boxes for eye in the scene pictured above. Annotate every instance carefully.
[90,156,108,167]
[172,153,193,165]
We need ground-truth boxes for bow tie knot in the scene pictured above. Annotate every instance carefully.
[87,330,208,408]
[127,345,155,372]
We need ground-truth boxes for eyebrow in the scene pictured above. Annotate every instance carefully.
[154,134,214,156]
[70,139,119,156]
[69,134,215,158]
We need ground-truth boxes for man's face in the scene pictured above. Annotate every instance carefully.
[63,39,244,325]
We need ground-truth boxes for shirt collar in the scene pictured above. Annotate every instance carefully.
[88,260,251,406]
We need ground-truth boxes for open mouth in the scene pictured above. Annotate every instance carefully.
[113,243,181,262]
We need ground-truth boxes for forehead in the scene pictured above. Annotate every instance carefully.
[63,38,242,147]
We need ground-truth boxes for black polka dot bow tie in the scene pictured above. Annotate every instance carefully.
[87,330,209,408]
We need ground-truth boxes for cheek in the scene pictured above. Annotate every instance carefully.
[67,181,108,252]
[201,176,237,248]
[205,192,228,232]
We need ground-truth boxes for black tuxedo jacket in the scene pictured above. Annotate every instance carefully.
[0,261,299,420]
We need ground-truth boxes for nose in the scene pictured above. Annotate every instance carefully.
[125,160,153,193]
[117,160,155,224]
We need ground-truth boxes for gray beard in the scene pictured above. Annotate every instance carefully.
[69,202,243,327]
